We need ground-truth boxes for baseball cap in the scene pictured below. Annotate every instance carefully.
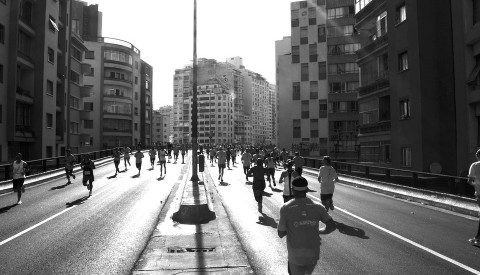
[292,177,308,191]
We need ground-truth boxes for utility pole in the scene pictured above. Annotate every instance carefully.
[190,0,199,181]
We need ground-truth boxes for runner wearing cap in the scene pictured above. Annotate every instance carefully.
[278,177,336,274]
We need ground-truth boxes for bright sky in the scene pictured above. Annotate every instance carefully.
[89,0,293,109]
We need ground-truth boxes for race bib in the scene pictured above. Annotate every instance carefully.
[84,171,91,176]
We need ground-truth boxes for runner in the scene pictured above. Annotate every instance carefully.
[467,149,480,244]
[242,149,253,181]
[167,143,172,163]
[226,147,232,169]
[12,153,29,205]
[134,148,144,176]
[231,147,237,166]
[112,148,121,176]
[123,145,131,171]
[173,145,180,163]
[217,147,227,182]
[158,147,167,177]
[279,160,300,203]
[293,151,305,176]
[247,158,267,213]
[64,149,76,184]
[209,147,216,166]
[278,177,335,275]
[318,156,338,212]
[265,153,277,187]
[81,154,95,197]
[272,147,279,168]
[181,145,187,164]
[148,146,156,169]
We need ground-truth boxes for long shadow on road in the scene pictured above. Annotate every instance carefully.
[332,221,369,239]
[0,203,18,214]
[66,196,90,208]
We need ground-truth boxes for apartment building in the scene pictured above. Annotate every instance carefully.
[0,0,152,161]
[355,0,457,174]
[152,110,170,144]
[277,0,329,157]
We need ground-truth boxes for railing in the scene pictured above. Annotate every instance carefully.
[0,149,117,182]
[302,157,474,198]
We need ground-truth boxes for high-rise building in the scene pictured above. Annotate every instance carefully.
[277,1,329,157]
[152,110,170,144]
[158,105,173,142]
[354,0,457,174]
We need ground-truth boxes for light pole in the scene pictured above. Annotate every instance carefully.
[190,0,199,181]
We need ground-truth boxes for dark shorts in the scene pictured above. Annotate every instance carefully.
[12,178,25,190]
[160,160,166,164]
[82,175,94,184]
[114,160,120,166]
[219,163,226,169]
[136,163,142,170]
[65,168,73,174]
[321,194,333,205]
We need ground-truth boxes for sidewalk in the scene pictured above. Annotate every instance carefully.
[132,157,252,274]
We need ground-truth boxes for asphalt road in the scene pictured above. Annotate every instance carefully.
[207,160,480,275]
[0,158,182,275]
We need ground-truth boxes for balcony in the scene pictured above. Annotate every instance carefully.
[359,121,391,135]
[356,33,388,60]
[80,85,93,97]
[15,125,35,141]
[358,76,389,97]
[104,77,133,85]
[355,0,386,21]
[81,63,92,74]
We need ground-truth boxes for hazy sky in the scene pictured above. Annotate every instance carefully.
[89,0,293,109]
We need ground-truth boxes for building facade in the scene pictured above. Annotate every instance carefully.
[152,110,170,144]
[355,0,457,174]
[277,0,329,157]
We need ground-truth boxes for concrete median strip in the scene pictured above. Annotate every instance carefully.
[171,159,216,224]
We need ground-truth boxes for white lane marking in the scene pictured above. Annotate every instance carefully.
[0,187,109,247]
[307,194,480,275]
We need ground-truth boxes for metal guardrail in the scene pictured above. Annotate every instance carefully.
[302,157,475,199]
[0,149,117,182]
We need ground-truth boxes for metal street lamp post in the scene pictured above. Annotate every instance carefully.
[190,0,200,181]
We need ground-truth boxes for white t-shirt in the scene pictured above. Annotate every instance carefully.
[242,153,252,166]
[468,161,480,196]
[217,150,227,165]
[13,161,27,179]
[318,165,337,195]
[280,169,300,196]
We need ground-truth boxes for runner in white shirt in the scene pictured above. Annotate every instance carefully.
[158,147,167,177]
[467,149,480,244]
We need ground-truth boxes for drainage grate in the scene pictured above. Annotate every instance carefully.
[167,247,216,253]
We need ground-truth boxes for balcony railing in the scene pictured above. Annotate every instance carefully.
[355,0,385,19]
[104,77,133,84]
[356,33,388,60]
[358,77,389,97]
[16,86,33,98]
[359,121,391,134]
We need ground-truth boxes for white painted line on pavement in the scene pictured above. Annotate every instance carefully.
[0,187,109,247]
[307,194,480,275]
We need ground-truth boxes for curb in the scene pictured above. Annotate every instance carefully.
[302,169,479,218]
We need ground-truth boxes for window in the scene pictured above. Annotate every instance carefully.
[301,63,309,81]
[85,51,95,59]
[310,119,319,138]
[327,6,355,19]
[317,0,325,5]
[47,48,55,63]
[104,50,133,65]
[70,122,79,134]
[309,44,317,62]
[327,25,354,37]
[71,19,80,35]
[300,1,307,8]
[146,80,151,90]
[84,102,94,111]
[0,24,4,44]
[20,1,33,24]
[308,7,316,25]
[292,46,300,63]
[377,12,387,38]
[88,68,94,76]
[48,16,58,32]
[399,99,410,119]
[401,147,412,167]
[0,105,2,123]
[310,81,318,99]
[319,100,327,118]
[318,25,326,42]
[46,113,53,128]
[293,82,300,100]
[318,62,326,80]
[84,120,93,129]
[72,46,82,61]
[135,76,138,84]
[134,107,139,115]
[18,31,32,57]
[135,92,139,100]
[146,94,151,106]
[70,70,79,84]
[293,119,301,138]
[300,27,308,44]
[46,80,54,96]
[69,96,80,109]
[396,4,406,24]
[301,100,309,118]
[135,61,139,69]
[0,64,3,83]
[328,43,360,55]
[398,52,408,71]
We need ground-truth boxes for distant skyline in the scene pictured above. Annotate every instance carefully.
[90,0,294,109]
